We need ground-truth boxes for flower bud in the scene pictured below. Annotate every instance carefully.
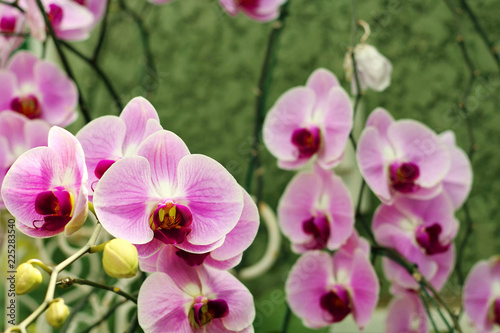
[344,44,392,94]
[102,238,138,278]
[46,298,69,328]
[15,263,43,295]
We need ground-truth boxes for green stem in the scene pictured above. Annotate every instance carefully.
[81,299,128,333]
[420,292,440,333]
[281,305,291,333]
[57,277,137,303]
[34,0,91,123]
[244,1,291,202]
[0,0,24,12]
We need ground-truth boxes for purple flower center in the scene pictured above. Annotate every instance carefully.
[0,16,17,34]
[11,95,42,119]
[302,214,330,250]
[48,4,64,26]
[291,127,321,159]
[493,298,500,326]
[389,162,420,193]
[415,223,450,255]
[94,159,116,179]
[319,286,352,323]
[150,203,192,245]
[192,297,229,327]
[33,188,74,231]
[238,0,260,9]
[175,250,210,266]
[73,0,85,5]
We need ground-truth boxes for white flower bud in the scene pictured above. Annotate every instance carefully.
[344,44,392,94]
[102,239,138,279]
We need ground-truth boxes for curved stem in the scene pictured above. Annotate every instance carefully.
[61,41,124,112]
[0,0,24,12]
[280,305,291,333]
[81,299,128,333]
[12,224,102,333]
[244,1,291,202]
[57,277,137,303]
[91,0,111,64]
[34,0,91,123]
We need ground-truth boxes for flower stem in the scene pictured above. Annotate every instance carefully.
[57,277,137,303]
[244,1,291,203]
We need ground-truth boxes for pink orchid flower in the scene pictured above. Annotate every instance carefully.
[357,108,450,204]
[138,189,259,271]
[1,126,88,237]
[373,193,458,291]
[464,256,500,333]
[285,236,379,329]
[278,166,354,253]
[93,129,244,254]
[138,258,255,332]
[219,0,287,22]
[386,290,427,333]
[76,97,162,201]
[22,0,94,41]
[0,111,50,209]
[0,51,78,126]
[72,0,106,27]
[0,3,25,67]
[263,68,353,170]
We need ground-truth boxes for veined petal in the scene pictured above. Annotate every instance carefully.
[121,97,161,154]
[175,154,243,246]
[7,51,37,85]
[93,156,161,244]
[0,71,17,111]
[464,261,495,332]
[305,68,339,111]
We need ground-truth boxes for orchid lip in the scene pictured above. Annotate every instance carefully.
[11,95,42,119]
[175,250,209,266]
[33,188,74,231]
[291,127,321,159]
[302,214,330,250]
[319,285,352,323]
[149,202,192,245]
[192,296,229,327]
[415,223,450,255]
[389,161,420,193]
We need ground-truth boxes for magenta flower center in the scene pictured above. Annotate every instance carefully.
[302,214,330,250]
[319,285,352,323]
[34,188,74,231]
[94,159,116,179]
[415,223,450,255]
[493,298,500,326]
[0,16,16,34]
[175,250,210,266]
[48,4,64,26]
[389,161,420,193]
[291,127,321,159]
[192,297,229,327]
[149,203,192,245]
[237,0,259,8]
[11,95,42,119]
[73,0,85,5]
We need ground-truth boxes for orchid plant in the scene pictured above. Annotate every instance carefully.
[0,0,497,332]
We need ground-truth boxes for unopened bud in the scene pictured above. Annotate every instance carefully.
[15,263,43,295]
[46,298,69,328]
[102,239,138,278]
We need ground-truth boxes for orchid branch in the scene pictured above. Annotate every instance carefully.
[34,0,91,123]
[244,1,290,203]
[81,298,128,333]
[56,277,137,303]
[61,41,124,112]
[8,224,102,333]
[0,0,24,13]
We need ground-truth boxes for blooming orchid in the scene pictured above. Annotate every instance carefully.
[93,129,244,254]
[1,126,88,237]
[0,51,78,126]
[357,108,451,204]
[263,68,353,170]
[219,0,287,22]
[138,257,255,332]
[138,189,259,271]
[278,166,354,253]
[0,111,50,209]
[285,234,378,329]
[76,97,162,201]
[373,193,458,291]
[464,256,500,333]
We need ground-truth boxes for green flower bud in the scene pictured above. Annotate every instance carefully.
[15,263,43,295]
[46,298,69,328]
[102,239,138,279]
